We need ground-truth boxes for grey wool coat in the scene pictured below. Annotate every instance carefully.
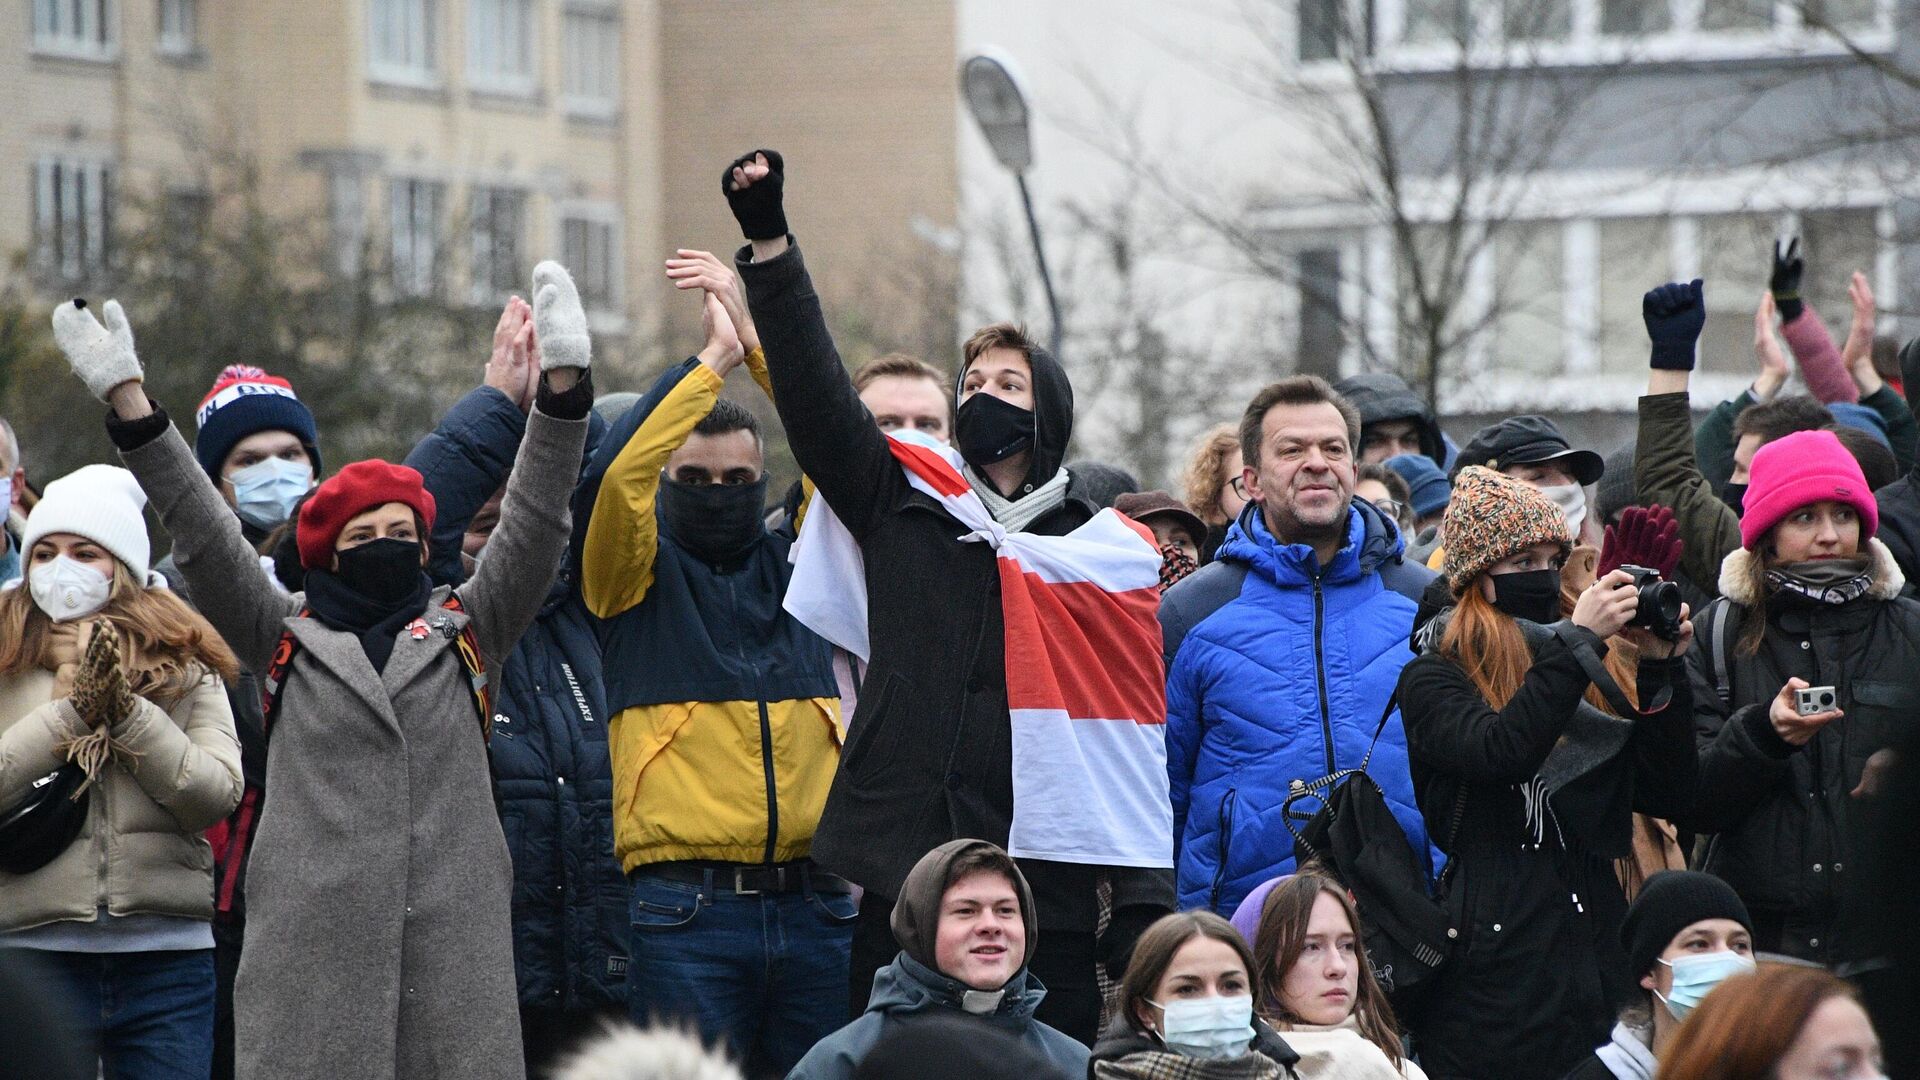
[118,400,588,1080]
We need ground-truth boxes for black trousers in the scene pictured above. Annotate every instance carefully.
[522,1004,627,1079]
[848,891,1100,1046]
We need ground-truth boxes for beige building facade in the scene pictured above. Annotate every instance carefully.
[1,0,957,373]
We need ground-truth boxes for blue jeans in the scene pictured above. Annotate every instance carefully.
[19,947,216,1080]
[628,871,855,1076]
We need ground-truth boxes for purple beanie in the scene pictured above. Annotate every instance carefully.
[1228,874,1290,945]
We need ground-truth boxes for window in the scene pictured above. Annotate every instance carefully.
[1400,0,1469,44]
[330,171,368,279]
[1597,217,1669,375]
[1489,223,1565,376]
[1297,249,1346,376]
[1698,0,1770,30]
[369,0,436,85]
[1600,0,1670,35]
[33,0,117,59]
[1696,213,1775,374]
[1799,208,1879,330]
[1803,0,1877,30]
[1502,0,1571,41]
[157,0,196,55]
[390,178,445,298]
[561,8,619,115]
[469,187,526,301]
[1299,0,1343,60]
[561,211,619,310]
[32,158,114,282]
[468,0,536,95]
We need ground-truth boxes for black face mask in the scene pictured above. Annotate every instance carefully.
[660,476,768,565]
[334,537,426,605]
[1721,482,1748,515]
[1489,568,1562,625]
[954,392,1036,469]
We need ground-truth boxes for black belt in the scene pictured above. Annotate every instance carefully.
[645,861,854,896]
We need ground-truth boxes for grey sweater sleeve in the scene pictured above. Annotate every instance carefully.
[118,420,301,675]
[458,392,591,665]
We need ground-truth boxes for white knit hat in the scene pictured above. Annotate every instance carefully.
[21,465,152,582]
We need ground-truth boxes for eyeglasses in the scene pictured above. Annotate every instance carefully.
[1228,476,1248,498]
[1373,498,1406,519]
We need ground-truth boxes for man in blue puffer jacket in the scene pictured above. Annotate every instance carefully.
[402,305,627,1076]
[1160,375,1439,915]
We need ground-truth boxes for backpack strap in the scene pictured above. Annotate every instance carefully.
[439,592,493,742]
[218,613,306,919]
[1699,598,1734,709]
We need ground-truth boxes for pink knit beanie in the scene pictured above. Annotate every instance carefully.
[1739,429,1877,548]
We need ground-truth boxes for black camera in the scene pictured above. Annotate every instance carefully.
[1618,564,1684,641]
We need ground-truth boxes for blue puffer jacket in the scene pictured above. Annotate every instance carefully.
[404,386,627,1011]
[1159,498,1439,914]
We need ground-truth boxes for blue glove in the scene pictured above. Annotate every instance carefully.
[1643,279,1706,371]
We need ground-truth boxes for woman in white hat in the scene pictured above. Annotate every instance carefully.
[0,463,242,1078]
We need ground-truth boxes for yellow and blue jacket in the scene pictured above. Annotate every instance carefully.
[576,355,841,872]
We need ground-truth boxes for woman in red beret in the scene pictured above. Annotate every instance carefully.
[51,263,596,1080]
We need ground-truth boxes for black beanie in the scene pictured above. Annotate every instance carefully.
[1621,871,1753,979]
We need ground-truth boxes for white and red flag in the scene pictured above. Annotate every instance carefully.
[786,432,1172,868]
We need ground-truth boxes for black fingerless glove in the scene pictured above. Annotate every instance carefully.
[1771,238,1805,322]
[721,149,787,242]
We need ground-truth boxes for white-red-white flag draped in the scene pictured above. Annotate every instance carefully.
[785,432,1172,868]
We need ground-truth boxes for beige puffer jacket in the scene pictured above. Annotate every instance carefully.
[0,666,241,931]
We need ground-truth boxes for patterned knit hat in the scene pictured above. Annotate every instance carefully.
[194,365,321,480]
[1443,465,1572,594]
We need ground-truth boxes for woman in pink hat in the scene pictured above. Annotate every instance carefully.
[1687,427,1920,974]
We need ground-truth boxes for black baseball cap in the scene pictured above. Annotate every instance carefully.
[1453,415,1604,486]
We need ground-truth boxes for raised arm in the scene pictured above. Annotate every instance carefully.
[1637,281,1743,590]
[1841,272,1919,475]
[669,149,905,538]
[51,299,299,673]
[458,262,592,665]
[1771,239,1858,404]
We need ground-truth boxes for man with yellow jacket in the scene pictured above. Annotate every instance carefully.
[573,293,847,1077]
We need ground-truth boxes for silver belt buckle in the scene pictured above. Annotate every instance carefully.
[733,867,768,895]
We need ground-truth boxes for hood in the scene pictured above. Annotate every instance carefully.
[1214,494,1408,589]
[958,342,1074,495]
[1333,373,1445,466]
[892,839,1038,973]
[1717,537,1905,607]
[865,952,1046,1031]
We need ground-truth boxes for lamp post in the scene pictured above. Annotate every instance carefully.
[961,49,1063,362]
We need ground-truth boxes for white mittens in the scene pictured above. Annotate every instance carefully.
[531,261,591,372]
[51,299,144,401]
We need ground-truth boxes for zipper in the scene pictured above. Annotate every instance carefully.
[1208,788,1238,910]
[725,574,779,865]
[1312,572,1335,774]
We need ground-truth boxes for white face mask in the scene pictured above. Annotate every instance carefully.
[1539,482,1586,539]
[1150,995,1255,1060]
[229,457,313,532]
[30,555,112,622]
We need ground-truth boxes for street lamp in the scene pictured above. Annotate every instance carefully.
[961,49,1063,362]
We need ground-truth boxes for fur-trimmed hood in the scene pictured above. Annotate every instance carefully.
[1717,537,1906,607]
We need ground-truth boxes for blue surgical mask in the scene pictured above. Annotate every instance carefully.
[229,457,313,531]
[1656,950,1756,1020]
[1150,995,1255,1060]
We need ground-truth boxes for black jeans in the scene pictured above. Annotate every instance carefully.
[848,892,1100,1046]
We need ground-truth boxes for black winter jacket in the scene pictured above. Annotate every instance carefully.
[1684,539,1920,968]
[403,386,628,1011]
[738,240,1173,932]
[1398,619,1695,1080]
[1873,465,1920,587]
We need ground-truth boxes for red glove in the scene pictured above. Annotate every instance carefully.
[1598,504,1684,580]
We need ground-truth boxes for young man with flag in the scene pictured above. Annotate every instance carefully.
[666,149,1176,1045]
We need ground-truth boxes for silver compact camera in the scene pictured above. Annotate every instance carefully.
[1795,685,1838,716]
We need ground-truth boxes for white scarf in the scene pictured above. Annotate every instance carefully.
[1279,1015,1427,1080]
[965,463,1072,534]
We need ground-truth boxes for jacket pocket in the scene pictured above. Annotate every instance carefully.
[839,671,905,780]
[1844,679,1908,789]
[1208,788,1238,910]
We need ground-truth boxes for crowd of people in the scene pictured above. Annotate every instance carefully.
[0,147,1911,1080]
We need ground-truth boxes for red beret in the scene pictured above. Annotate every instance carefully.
[297,460,437,569]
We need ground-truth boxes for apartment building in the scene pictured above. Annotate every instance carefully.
[1259,0,1920,435]
[1,0,958,368]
